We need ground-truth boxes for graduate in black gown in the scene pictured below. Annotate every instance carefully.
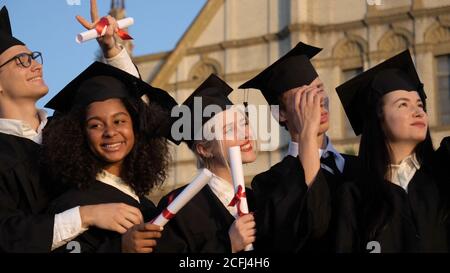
[155,74,256,253]
[0,4,147,252]
[334,50,448,253]
[238,42,359,252]
[42,62,177,253]
[434,137,450,250]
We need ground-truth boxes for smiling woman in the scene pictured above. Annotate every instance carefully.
[155,74,257,254]
[85,99,136,176]
[41,61,177,253]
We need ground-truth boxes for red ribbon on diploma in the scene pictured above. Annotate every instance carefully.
[96,17,133,40]
[161,208,175,220]
[161,192,177,220]
[150,192,176,223]
[228,185,247,217]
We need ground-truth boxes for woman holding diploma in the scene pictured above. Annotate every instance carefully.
[156,74,257,253]
[42,62,177,253]
[0,0,144,252]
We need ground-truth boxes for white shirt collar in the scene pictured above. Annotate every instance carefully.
[0,109,48,144]
[389,153,421,192]
[286,136,346,174]
[208,175,238,219]
[96,170,140,202]
[286,140,299,158]
[103,47,140,79]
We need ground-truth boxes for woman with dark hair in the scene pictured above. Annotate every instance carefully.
[335,50,448,253]
[155,74,257,253]
[42,62,177,253]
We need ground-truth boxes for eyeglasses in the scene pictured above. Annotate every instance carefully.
[0,51,43,69]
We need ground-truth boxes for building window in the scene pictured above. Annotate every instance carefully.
[342,68,363,137]
[437,54,450,125]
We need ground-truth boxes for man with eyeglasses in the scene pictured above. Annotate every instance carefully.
[0,4,146,252]
[0,51,42,69]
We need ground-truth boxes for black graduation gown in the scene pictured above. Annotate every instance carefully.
[48,181,158,253]
[0,133,54,252]
[335,169,448,253]
[155,185,255,253]
[433,136,450,248]
[251,153,359,253]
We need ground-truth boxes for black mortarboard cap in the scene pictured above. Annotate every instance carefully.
[336,50,426,136]
[45,62,177,140]
[179,74,233,147]
[0,7,25,55]
[238,42,322,105]
[46,61,176,113]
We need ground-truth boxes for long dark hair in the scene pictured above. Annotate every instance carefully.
[357,89,434,242]
[41,97,170,197]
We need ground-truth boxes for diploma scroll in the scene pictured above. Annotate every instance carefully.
[151,168,213,226]
[76,17,134,43]
[228,146,254,251]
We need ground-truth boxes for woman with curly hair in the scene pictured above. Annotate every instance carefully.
[41,62,177,253]
[155,74,257,253]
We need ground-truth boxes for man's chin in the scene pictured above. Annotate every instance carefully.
[319,124,329,135]
[35,87,49,98]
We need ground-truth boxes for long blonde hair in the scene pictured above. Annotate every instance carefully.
[192,138,229,170]
[190,106,258,172]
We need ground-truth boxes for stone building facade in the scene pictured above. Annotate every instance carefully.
[117,0,450,201]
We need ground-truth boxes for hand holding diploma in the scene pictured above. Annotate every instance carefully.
[76,17,134,43]
[228,146,254,251]
[151,168,213,226]
[75,0,132,58]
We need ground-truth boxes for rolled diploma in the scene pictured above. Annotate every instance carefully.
[228,146,254,251]
[76,17,134,43]
[152,168,213,226]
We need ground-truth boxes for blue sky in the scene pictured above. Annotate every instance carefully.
[0,0,206,108]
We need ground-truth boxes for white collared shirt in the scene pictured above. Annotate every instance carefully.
[286,136,345,174]
[389,153,421,192]
[52,206,87,250]
[103,47,140,78]
[208,175,238,219]
[96,170,140,202]
[0,109,48,144]
[52,170,140,251]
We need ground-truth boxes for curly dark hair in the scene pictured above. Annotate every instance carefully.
[41,97,170,197]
